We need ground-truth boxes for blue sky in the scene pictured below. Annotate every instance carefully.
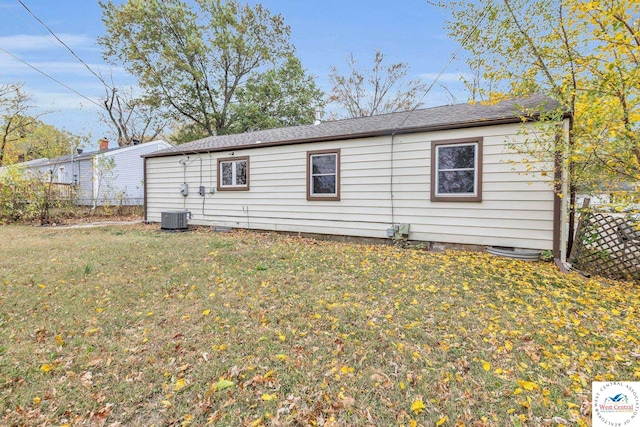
[0,0,471,148]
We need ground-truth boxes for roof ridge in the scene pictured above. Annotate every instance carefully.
[149,94,559,158]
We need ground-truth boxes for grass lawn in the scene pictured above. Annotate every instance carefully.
[0,224,638,426]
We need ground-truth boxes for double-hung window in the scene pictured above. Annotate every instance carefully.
[431,138,482,202]
[307,149,340,201]
[217,156,249,191]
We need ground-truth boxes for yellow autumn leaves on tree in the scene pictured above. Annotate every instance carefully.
[440,0,640,197]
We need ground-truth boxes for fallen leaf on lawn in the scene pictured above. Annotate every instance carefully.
[40,364,54,373]
[516,379,539,391]
[54,335,65,346]
[173,378,187,391]
[262,393,277,401]
[81,371,93,388]
[212,379,235,391]
[482,360,491,372]
[552,416,570,425]
[410,398,425,414]
[436,415,448,426]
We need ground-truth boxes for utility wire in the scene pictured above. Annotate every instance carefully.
[393,0,495,133]
[0,46,104,109]
[16,0,113,91]
[388,0,494,225]
[7,0,188,162]
[15,0,184,153]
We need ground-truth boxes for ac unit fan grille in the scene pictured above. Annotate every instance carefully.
[161,211,189,230]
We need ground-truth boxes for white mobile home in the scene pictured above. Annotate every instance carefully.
[25,139,172,206]
[144,96,569,261]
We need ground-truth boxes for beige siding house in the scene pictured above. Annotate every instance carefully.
[144,96,569,260]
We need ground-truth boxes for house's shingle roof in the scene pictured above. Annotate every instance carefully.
[148,94,561,158]
[28,140,169,167]
[43,146,121,165]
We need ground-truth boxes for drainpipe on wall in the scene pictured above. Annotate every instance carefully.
[553,119,570,273]
[143,156,147,222]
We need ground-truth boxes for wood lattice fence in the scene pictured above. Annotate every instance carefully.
[570,210,640,282]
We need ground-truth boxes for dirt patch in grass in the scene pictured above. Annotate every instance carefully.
[0,225,637,426]
[25,207,143,227]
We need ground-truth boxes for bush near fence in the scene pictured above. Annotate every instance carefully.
[0,168,74,224]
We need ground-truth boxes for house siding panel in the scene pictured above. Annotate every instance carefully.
[98,142,172,205]
[146,122,562,250]
[75,159,93,205]
[19,141,171,206]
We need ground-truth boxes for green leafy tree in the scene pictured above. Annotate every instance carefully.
[168,122,211,145]
[14,121,84,162]
[1,83,83,166]
[0,83,42,166]
[328,50,428,118]
[99,0,320,139]
[228,55,324,134]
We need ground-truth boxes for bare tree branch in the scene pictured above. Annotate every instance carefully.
[328,50,427,118]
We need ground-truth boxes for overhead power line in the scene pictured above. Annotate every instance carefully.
[0,46,104,109]
[393,0,495,132]
[14,0,174,146]
[16,0,113,91]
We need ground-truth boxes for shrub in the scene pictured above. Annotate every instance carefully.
[0,166,71,224]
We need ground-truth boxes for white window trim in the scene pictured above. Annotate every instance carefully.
[217,156,249,191]
[307,149,340,201]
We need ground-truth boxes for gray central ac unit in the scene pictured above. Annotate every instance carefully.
[161,211,191,230]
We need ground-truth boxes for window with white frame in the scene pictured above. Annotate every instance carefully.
[431,138,482,202]
[57,166,66,183]
[217,156,249,191]
[307,149,340,201]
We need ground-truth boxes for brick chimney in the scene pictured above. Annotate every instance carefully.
[99,138,109,151]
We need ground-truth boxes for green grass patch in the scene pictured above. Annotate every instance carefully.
[0,225,638,426]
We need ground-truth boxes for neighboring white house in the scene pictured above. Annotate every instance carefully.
[143,96,570,261]
[22,139,172,206]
